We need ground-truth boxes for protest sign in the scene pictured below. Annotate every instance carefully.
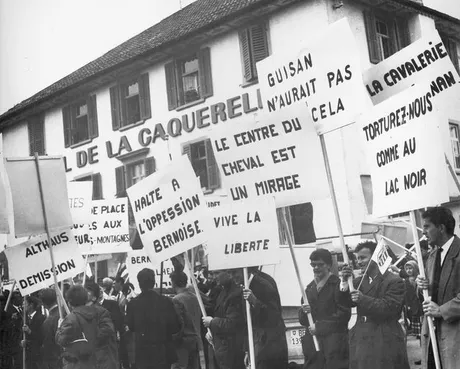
[5,156,73,237]
[87,254,112,263]
[371,239,392,274]
[4,229,85,295]
[67,182,93,225]
[207,197,279,270]
[209,105,328,208]
[358,84,449,217]
[257,18,370,134]
[126,249,187,292]
[363,30,460,105]
[77,198,131,254]
[127,155,212,263]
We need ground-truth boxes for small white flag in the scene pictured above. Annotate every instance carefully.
[371,239,392,274]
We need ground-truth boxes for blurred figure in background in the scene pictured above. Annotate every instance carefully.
[40,288,61,369]
[23,295,46,369]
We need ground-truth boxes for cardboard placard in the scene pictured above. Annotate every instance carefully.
[207,197,280,270]
[371,239,392,274]
[5,157,73,237]
[67,182,93,225]
[257,18,371,134]
[363,30,460,105]
[127,155,212,263]
[77,198,131,254]
[126,249,186,292]
[209,106,328,208]
[4,229,85,295]
[358,85,449,217]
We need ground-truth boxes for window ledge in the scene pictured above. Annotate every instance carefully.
[240,79,259,88]
[70,138,93,149]
[119,120,146,132]
[176,98,206,112]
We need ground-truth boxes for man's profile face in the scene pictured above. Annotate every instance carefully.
[356,248,373,272]
[423,218,442,246]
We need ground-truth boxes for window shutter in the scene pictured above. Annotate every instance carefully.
[91,173,103,200]
[239,29,254,82]
[442,35,460,73]
[388,21,398,56]
[182,143,191,161]
[205,139,220,190]
[363,10,382,64]
[144,156,156,177]
[115,166,127,198]
[198,47,213,98]
[396,19,410,50]
[110,85,121,131]
[28,116,45,156]
[249,24,269,78]
[62,106,72,148]
[88,95,99,139]
[139,73,152,120]
[290,203,316,244]
[165,62,178,111]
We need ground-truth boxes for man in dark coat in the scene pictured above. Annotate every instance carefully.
[23,295,46,369]
[202,269,246,369]
[416,207,460,369]
[340,241,409,369]
[126,268,181,369]
[7,290,24,369]
[299,249,350,369]
[243,268,288,369]
[40,288,61,369]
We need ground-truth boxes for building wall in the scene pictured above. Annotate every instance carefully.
[2,0,460,250]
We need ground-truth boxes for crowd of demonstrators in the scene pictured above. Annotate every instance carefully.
[1,205,460,369]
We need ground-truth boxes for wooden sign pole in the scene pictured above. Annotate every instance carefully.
[282,208,320,351]
[243,267,256,369]
[34,153,70,319]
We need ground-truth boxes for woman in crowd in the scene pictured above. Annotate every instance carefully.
[403,260,423,339]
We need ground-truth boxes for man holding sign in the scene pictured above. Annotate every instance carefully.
[416,207,460,369]
[340,241,409,369]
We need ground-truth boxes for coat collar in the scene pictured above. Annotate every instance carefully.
[360,272,384,295]
[438,235,460,302]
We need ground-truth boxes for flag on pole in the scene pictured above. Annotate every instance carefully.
[371,239,392,274]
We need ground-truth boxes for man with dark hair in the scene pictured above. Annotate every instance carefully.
[127,268,181,369]
[56,285,118,369]
[340,241,409,369]
[23,295,46,369]
[202,269,246,369]
[40,288,61,369]
[7,290,24,369]
[417,206,460,369]
[299,249,350,369]
[170,270,202,369]
[243,266,288,369]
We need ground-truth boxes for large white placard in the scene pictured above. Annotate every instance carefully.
[67,182,93,225]
[4,229,85,295]
[257,18,371,134]
[5,157,73,237]
[209,106,328,208]
[207,197,280,270]
[127,156,212,263]
[126,249,185,292]
[77,198,131,254]
[363,30,460,105]
[358,85,449,217]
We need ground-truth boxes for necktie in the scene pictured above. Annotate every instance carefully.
[431,247,443,303]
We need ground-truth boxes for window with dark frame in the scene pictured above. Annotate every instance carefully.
[363,9,410,64]
[62,95,98,147]
[450,122,460,170]
[110,73,151,130]
[164,47,213,110]
[74,173,103,200]
[239,23,270,83]
[28,114,46,156]
[182,139,220,192]
[277,203,316,245]
[440,32,460,73]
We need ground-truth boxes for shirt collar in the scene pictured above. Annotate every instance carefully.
[30,311,36,319]
[440,236,454,253]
